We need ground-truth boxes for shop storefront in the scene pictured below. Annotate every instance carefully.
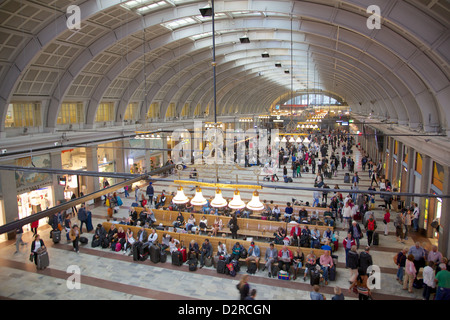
[17,186,54,232]
[98,143,116,187]
[426,161,444,239]
[392,140,399,187]
[412,152,422,207]
[129,139,146,173]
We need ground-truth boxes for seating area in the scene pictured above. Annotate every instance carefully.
[127,208,335,243]
[101,221,327,272]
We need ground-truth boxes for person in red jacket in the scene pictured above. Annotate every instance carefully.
[343,232,356,268]
[383,209,391,236]
[278,245,293,272]
[290,223,301,244]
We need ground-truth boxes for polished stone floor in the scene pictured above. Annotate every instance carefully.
[0,144,432,300]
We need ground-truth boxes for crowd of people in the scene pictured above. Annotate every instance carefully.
[19,128,449,301]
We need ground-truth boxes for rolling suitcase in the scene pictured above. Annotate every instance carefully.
[373,232,379,246]
[132,242,142,261]
[310,269,321,286]
[329,265,337,281]
[36,248,49,270]
[172,250,183,266]
[189,257,198,271]
[52,230,61,244]
[179,247,187,262]
[139,243,149,261]
[149,244,161,263]
[344,173,350,183]
[217,259,227,274]
[160,250,167,263]
[204,256,213,267]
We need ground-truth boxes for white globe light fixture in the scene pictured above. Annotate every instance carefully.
[211,188,228,208]
[172,186,189,204]
[228,189,246,210]
[190,187,207,206]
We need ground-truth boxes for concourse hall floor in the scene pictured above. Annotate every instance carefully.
[0,145,432,301]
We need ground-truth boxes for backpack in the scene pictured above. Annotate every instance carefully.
[367,219,375,231]
[188,258,198,271]
[247,262,257,274]
[227,262,236,277]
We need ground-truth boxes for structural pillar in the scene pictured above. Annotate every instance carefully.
[438,166,450,258]
[85,147,100,196]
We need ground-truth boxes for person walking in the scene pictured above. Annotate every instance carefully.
[77,203,88,234]
[422,261,436,300]
[364,214,377,246]
[403,254,417,293]
[14,219,27,254]
[435,264,450,300]
[347,245,360,284]
[395,247,408,284]
[146,183,154,206]
[237,274,250,300]
[69,225,80,253]
[383,209,391,236]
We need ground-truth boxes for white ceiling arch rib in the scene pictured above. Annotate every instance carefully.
[0,0,448,134]
[175,43,400,122]
[111,27,412,129]
[81,16,440,131]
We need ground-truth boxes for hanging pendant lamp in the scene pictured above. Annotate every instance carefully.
[172,186,189,204]
[228,189,246,210]
[190,187,207,206]
[211,188,227,208]
[246,190,264,211]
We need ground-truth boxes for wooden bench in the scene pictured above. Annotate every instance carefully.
[102,222,330,274]
[224,238,326,266]
[102,221,179,245]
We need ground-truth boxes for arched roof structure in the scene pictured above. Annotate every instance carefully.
[0,0,448,134]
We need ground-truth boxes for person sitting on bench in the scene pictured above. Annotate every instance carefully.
[155,190,167,209]
[278,245,293,272]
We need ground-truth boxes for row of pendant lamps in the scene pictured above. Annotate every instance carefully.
[275,136,311,144]
[172,187,264,211]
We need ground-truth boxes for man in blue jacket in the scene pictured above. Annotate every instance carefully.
[245,241,261,271]
[77,204,88,234]
[146,183,154,205]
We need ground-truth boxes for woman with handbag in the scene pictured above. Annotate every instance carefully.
[69,225,80,253]
[30,234,46,266]
[349,270,372,300]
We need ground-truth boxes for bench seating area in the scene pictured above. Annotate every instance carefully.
[128,208,334,241]
[102,222,327,268]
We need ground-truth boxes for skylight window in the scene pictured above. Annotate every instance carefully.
[161,17,197,30]
[121,0,169,14]
[190,32,212,40]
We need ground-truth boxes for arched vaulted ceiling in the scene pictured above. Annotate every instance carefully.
[0,0,449,134]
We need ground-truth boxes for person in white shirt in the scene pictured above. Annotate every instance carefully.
[343,201,353,229]
[422,261,436,300]
[168,237,180,253]
[146,229,158,246]
[217,242,228,257]
[412,203,420,232]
